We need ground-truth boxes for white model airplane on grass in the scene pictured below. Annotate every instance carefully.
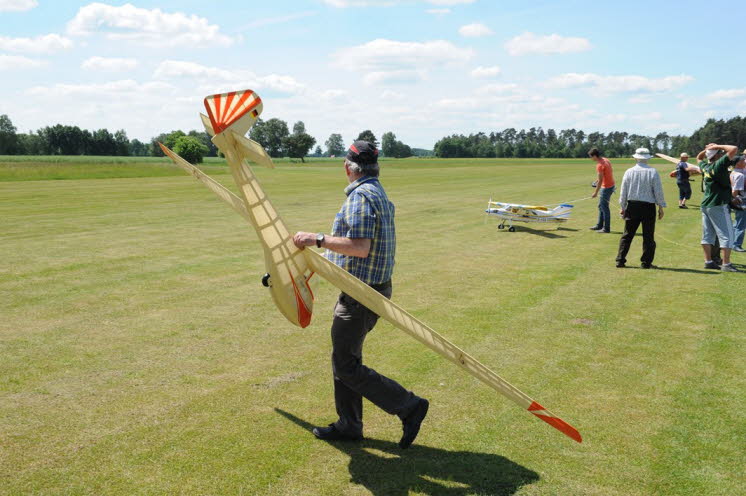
[159,89,582,443]
[486,200,574,232]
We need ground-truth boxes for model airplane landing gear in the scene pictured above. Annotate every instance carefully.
[508,226,516,232]
[261,273,271,287]
[498,223,505,229]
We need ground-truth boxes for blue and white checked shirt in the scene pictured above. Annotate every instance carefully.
[325,176,396,285]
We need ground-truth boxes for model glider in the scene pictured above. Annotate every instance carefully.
[486,200,574,232]
[655,153,702,176]
[159,89,582,443]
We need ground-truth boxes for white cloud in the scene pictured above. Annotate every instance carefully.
[470,65,501,78]
[679,88,746,110]
[323,0,472,6]
[381,89,405,100]
[426,8,450,15]
[475,83,518,95]
[363,70,426,85]
[0,54,45,70]
[81,56,138,72]
[0,34,73,54]
[545,73,693,94]
[0,0,37,12]
[505,32,591,56]
[154,60,305,94]
[66,2,235,47]
[243,11,316,29]
[25,79,175,98]
[427,0,474,4]
[333,39,473,71]
[459,23,493,38]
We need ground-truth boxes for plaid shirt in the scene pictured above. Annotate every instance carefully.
[325,176,396,285]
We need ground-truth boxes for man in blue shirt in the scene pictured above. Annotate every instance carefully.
[293,141,428,448]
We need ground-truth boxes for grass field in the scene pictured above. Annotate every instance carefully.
[1,156,744,495]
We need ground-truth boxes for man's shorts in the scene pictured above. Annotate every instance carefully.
[701,204,735,248]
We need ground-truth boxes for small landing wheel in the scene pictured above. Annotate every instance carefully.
[498,224,504,229]
[261,273,271,287]
[508,226,516,232]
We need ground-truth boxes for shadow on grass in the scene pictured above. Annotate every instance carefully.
[504,226,567,238]
[619,266,722,274]
[275,408,539,496]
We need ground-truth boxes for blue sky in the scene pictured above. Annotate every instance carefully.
[1,0,744,149]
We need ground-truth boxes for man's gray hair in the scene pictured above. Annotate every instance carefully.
[345,158,380,177]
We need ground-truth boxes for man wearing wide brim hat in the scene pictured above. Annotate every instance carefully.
[615,147,667,269]
[695,143,741,271]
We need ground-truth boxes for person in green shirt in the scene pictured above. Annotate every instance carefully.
[695,143,739,272]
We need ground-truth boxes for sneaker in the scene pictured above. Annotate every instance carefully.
[312,424,363,442]
[721,264,740,272]
[589,226,602,231]
[597,230,610,234]
[641,263,658,269]
[734,246,746,252]
[616,262,626,268]
[704,261,721,270]
[679,205,688,209]
[399,398,429,449]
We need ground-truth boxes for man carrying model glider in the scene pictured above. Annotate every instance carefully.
[293,141,429,448]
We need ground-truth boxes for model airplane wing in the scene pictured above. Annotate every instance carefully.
[656,153,701,173]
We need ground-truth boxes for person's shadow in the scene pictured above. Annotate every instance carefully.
[275,409,540,496]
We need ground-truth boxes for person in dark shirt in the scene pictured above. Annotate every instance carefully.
[668,152,700,208]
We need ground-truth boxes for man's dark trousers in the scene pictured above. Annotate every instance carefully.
[616,200,657,266]
[330,284,420,436]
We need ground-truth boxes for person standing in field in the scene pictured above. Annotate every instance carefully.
[696,143,740,271]
[588,148,615,233]
[616,148,666,269]
[292,140,429,448]
[730,153,746,252]
[668,152,700,208]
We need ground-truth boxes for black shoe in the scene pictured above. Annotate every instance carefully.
[589,226,602,231]
[679,205,687,209]
[399,399,429,449]
[312,424,362,442]
[616,262,625,268]
[641,263,658,269]
[704,261,721,270]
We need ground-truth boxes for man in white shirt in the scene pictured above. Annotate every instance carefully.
[731,154,746,252]
[615,148,666,268]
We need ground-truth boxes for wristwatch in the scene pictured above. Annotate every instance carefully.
[315,233,325,248]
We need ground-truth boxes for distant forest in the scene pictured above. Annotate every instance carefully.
[433,117,746,158]
[2,113,746,160]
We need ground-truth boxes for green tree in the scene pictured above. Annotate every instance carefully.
[357,130,378,147]
[173,135,209,163]
[325,133,344,157]
[283,121,316,162]
[0,114,19,154]
[129,139,148,156]
[17,133,45,155]
[250,118,289,157]
[114,129,129,156]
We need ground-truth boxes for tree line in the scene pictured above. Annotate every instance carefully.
[433,117,746,159]
[4,112,745,161]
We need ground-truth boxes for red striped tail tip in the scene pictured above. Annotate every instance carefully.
[528,401,582,443]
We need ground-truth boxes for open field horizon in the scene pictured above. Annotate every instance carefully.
[1,157,743,495]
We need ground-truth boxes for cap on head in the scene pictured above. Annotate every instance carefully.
[705,149,722,159]
[632,147,653,160]
[680,152,689,158]
[346,140,379,166]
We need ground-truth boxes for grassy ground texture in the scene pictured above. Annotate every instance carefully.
[1,156,743,495]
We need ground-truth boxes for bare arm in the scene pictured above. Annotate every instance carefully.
[705,143,738,159]
[293,231,371,258]
[592,170,603,197]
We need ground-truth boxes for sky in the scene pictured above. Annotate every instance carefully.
[1,0,745,149]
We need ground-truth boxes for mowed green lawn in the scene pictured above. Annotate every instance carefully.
[1,157,743,495]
